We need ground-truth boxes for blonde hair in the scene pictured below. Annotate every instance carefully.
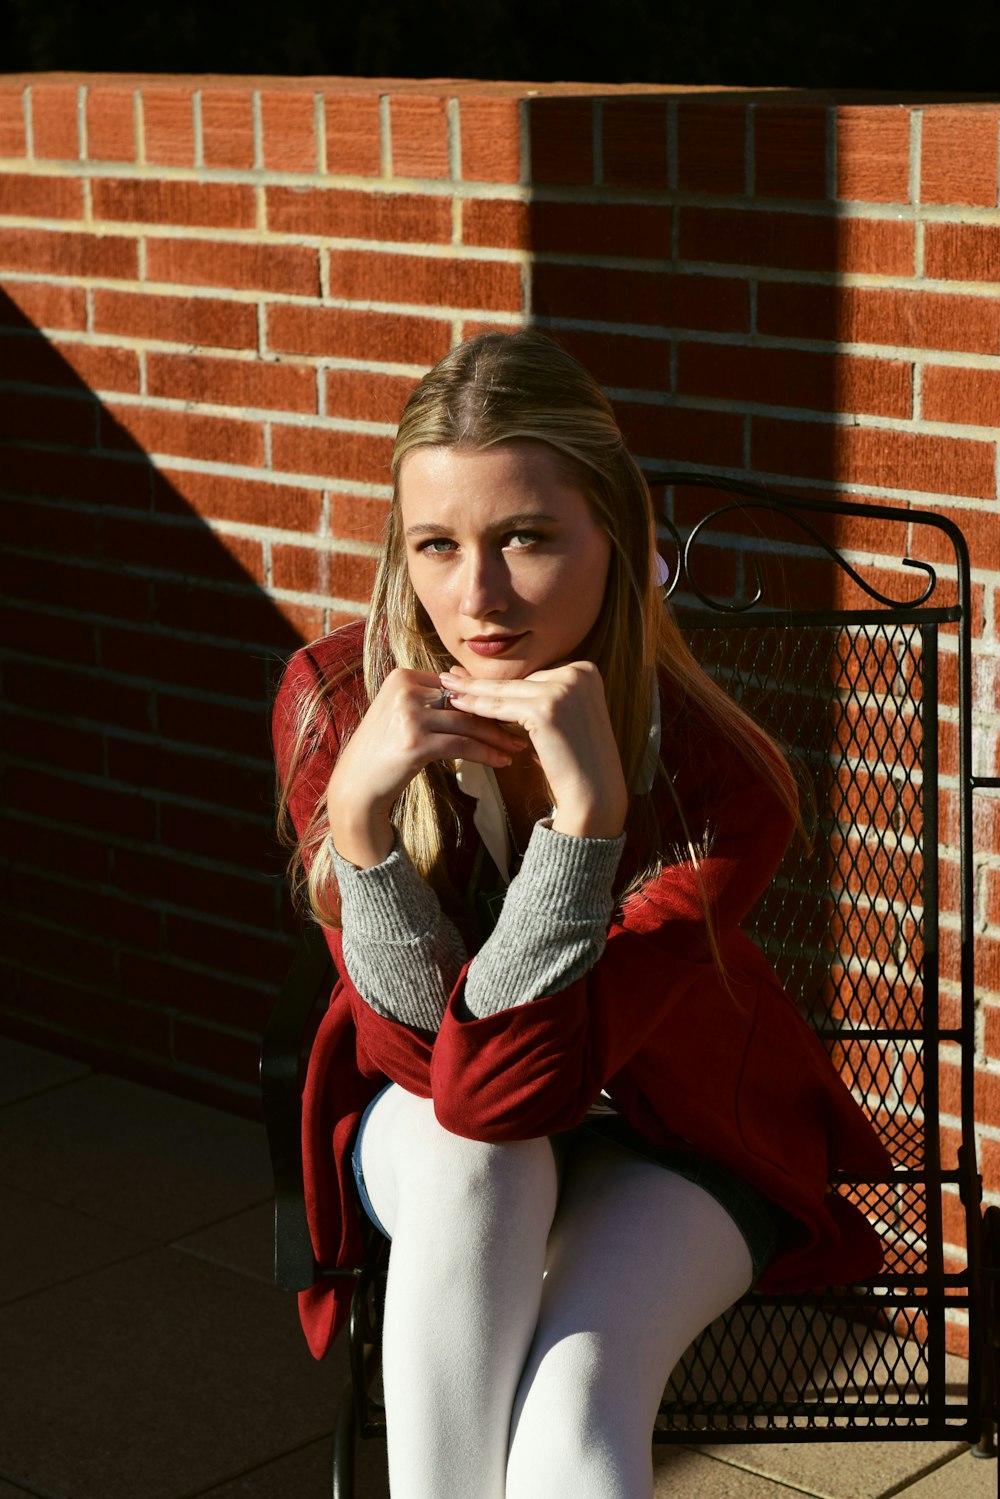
[278,331,799,950]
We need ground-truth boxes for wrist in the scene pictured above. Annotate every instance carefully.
[328,802,395,870]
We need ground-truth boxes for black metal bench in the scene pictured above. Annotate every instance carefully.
[261,478,1000,1497]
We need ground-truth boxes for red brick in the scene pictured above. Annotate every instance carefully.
[921,110,999,207]
[922,365,1000,427]
[0,279,87,331]
[0,443,151,508]
[757,283,1000,357]
[327,249,522,313]
[30,82,80,160]
[101,514,264,585]
[527,97,593,185]
[680,207,913,276]
[1,704,104,779]
[267,302,450,365]
[260,89,317,172]
[329,491,390,545]
[141,86,196,167]
[601,98,668,188]
[275,598,326,640]
[0,593,100,664]
[390,96,449,179]
[154,468,321,531]
[986,869,1000,929]
[265,186,451,243]
[323,90,381,176]
[912,504,1000,574]
[4,656,149,732]
[109,733,270,815]
[751,417,995,498]
[101,622,271,699]
[0,87,27,156]
[835,107,911,203]
[91,178,255,229]
[527,200,671,258]
[0,334,139,394]
[677,344,912,418]
[151,575,300,649]
[461,199,529,251]
[272,542,378,601]
[676,102,746,194]
[925,223,1000,284]
[0,175,83,219]
[166,911,289,986]
[172,1022,266,1089]
[323,369,416,423]
[85,85,136,162]
[145,237,319,295]
[93,290,258,350]
[754,105,827,200]
[539,328,671,391]
[459,98,521,183]
[0,228,137,280]
[533,263,748,333]
[101,402,264,467]
[270,425,393,486]
[147,353,316,414]
[120,950,274,1033]
[154,693,271,763]
[6,761,154,840]
[200,88,255,169]
[0,388,96,447]
[616,400,744,469]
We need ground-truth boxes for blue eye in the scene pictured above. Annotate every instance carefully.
[506,531,543,548]
[419,538,456,554]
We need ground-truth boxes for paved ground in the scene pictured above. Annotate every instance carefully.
[0,1033,994,1498]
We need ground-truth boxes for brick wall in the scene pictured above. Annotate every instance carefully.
[1,77,998,1322]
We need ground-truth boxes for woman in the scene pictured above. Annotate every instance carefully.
[273,331,891,1499]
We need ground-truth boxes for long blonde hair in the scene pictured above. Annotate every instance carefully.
[278,331,798,943]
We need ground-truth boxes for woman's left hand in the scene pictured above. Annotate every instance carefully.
[439,661,628,840]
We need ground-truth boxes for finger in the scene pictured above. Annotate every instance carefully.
[429,707,526,750]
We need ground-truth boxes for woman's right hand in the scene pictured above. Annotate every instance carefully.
[327,668,526,868]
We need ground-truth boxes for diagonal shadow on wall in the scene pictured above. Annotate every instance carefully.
[0,289,305,1114]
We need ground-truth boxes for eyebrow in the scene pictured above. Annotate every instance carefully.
[404,511,559,538]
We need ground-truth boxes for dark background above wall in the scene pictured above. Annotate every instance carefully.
[1,0,997,93]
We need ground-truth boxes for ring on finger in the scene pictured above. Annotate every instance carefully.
[430,689,453,710]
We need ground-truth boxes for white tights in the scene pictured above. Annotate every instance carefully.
[359,1086,754,1499]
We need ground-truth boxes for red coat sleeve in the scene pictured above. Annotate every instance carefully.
[421,738,797,1141]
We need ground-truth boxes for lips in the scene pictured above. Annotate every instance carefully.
[464,633,527,657]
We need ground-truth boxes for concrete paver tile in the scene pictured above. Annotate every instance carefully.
[0,1073,272,1239]
[173,1201,275,1285]
[0,1246,339,1499]
[0,1036,90,1106]
[0,1182,153,1303]
[654,1446,811,1495]
[892,1448,999,1497]
[698,1437,971,1499]
[190,1433,390,1498]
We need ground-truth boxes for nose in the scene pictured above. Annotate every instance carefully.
[459,548,509,619]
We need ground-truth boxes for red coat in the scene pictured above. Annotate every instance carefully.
[273,622,893,1359]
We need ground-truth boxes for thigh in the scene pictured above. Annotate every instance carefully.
[359,1083,560,1244]
[507,1135,754,1495]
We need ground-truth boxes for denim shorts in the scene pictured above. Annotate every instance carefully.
[350,1086,782,1282]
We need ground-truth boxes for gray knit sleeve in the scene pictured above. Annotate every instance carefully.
[329,835,467,1033]
[463,821,626,1018]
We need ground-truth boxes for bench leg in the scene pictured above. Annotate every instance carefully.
[331,1377,357,1499]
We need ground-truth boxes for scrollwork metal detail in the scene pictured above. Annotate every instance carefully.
[646,473,943,614]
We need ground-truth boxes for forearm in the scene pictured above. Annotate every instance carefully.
[331,834,467,1033]
[464,821,625,1018]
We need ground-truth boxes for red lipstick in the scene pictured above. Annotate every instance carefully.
[465,633,527,657]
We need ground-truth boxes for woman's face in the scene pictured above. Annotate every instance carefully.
[399,441,612,680]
